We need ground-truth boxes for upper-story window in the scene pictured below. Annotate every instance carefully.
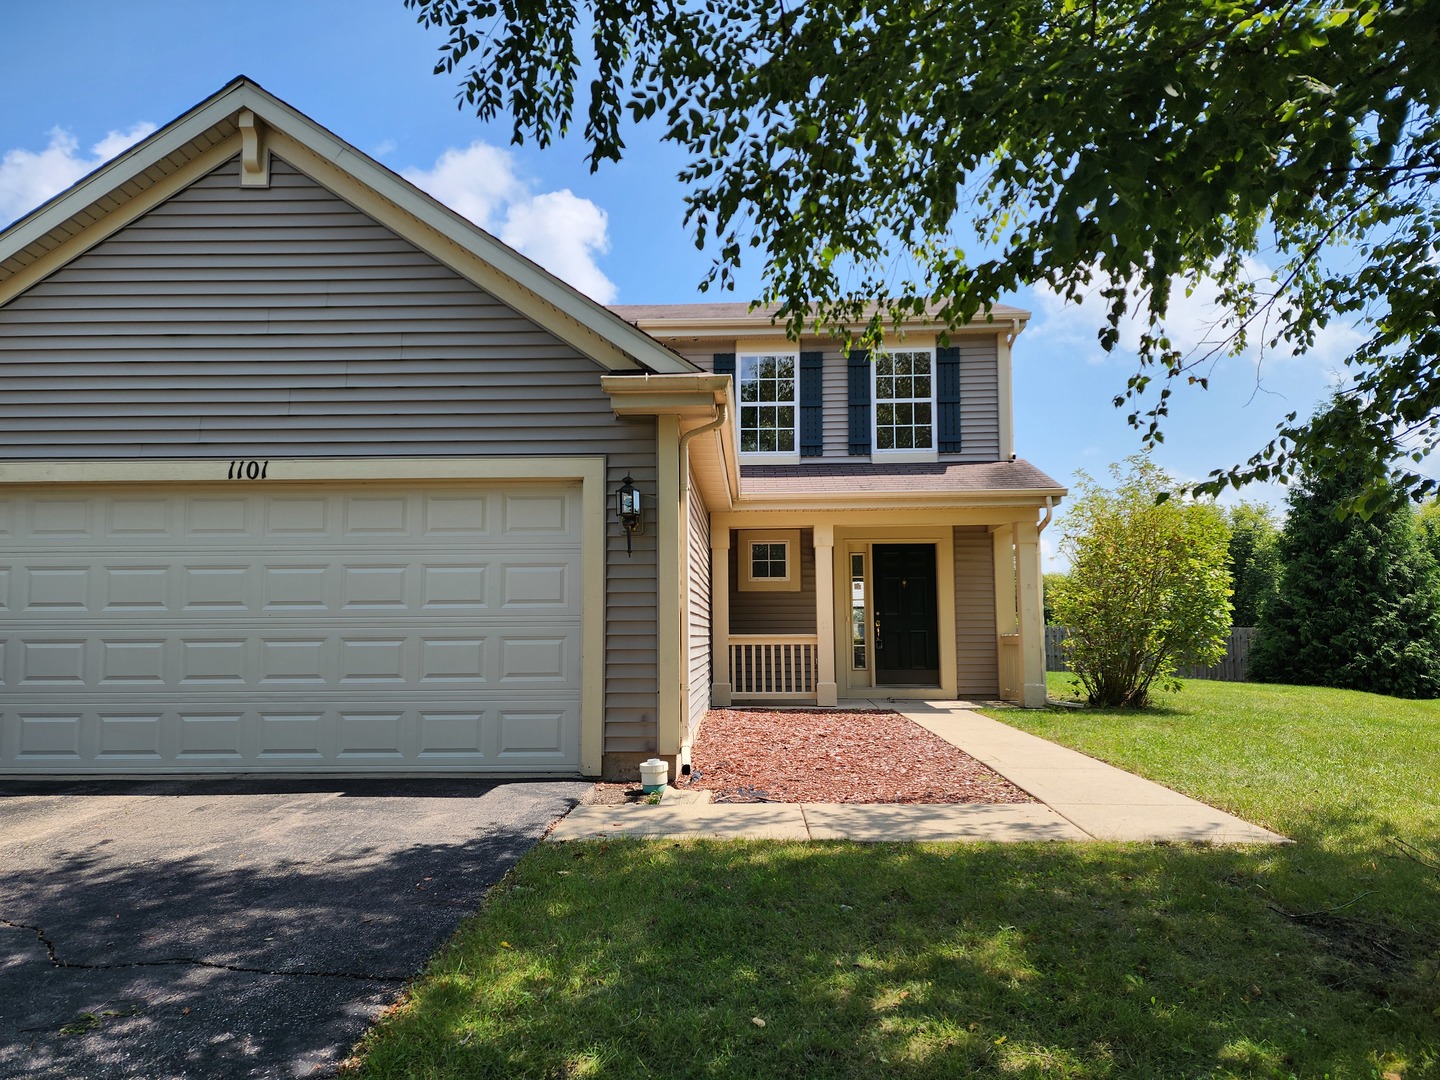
[873,349,935,457]
[738,353,797,454]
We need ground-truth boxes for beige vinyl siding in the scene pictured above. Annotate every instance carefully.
[728,528,817,634]
[954,525,999,696]
[672,346,714,370]
[685,471,711,745]
[0,154,659,757]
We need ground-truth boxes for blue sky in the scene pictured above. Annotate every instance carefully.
[0,0,1361,566]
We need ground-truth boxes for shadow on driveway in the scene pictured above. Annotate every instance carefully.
[0,777,590,1079]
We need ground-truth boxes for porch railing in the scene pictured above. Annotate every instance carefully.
[729,634,819,699]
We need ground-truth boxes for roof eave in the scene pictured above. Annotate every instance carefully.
[625,312,1031,342]
[733,487,1066,511]
[0,77,698,377]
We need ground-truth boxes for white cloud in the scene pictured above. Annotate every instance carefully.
[500,190,613,304]
[1,126,616,303]
[403,142,616,303]
[0,123,156,225]
[1024,259,1366,372]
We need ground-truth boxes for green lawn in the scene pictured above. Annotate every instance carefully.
[345,679,1440,1079]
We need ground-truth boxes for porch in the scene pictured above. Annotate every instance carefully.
[708,516,1047,709]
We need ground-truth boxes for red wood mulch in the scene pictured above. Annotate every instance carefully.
[683,708,1034,804]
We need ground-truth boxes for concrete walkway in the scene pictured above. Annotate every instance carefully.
[549,701,1289,845]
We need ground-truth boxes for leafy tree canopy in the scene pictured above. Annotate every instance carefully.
[407,0,1440,504]
[1050,457,1232,707]
[1042,571,1068,625]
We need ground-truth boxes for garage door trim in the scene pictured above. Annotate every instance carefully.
[0,456,607,775]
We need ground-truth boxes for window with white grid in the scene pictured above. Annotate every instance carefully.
[738,353,797,454]
[873,349,934,454]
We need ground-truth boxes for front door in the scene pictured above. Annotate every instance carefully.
[874,543,940,684]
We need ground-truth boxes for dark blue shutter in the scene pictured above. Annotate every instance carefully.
[937,346,963,453]
[799,351,824,457]
[847,349,871,455]
[713,352,736,379]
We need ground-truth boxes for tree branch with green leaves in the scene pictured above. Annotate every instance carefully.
[407,0,1440,505]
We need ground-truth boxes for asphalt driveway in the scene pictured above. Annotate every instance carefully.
[0,777,590,1079]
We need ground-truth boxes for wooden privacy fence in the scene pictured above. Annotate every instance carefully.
[1045,626,1257,682]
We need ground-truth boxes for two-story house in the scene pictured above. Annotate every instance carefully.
[0,79,1064,781]
[602,304,1065,777]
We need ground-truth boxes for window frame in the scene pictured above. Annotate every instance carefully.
[737,529,802,592]
[871,347,938,462]
[736,351,801,462]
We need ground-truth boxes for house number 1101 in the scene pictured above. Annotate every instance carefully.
[227,460,269,480]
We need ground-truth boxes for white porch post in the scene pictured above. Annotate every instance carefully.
[813,524,838,706]
[992,524,1017,634]
[710,526,732,706]
[1015,518,1047,708]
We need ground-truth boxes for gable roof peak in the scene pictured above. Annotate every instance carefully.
[0,77,696,376]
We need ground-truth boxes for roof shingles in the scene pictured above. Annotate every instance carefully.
[739,459,1064,496]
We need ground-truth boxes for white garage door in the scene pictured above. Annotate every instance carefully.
[0,482,584,774]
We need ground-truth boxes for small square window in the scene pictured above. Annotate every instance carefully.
[737,529,802,592]
[750,542,788,580]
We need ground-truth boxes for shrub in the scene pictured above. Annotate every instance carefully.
[1051,458,1231,707]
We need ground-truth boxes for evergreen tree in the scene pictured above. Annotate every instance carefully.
[1417,500,1440,568]
[1251,402,1440,698]
[1226,503,1282,628]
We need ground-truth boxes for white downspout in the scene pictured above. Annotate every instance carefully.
[1037,494,1054,534]
[679,403,728,498]
[675,403,728,771]
[1036,495,1054,703]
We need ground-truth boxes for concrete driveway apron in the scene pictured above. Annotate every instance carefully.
[0,777,589,1079]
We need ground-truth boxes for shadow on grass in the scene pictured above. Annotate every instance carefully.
[353,834,1439,1080]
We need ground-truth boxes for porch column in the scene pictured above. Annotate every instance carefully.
[710,526,732,705]
[813,524,838,706]
[991,524,1017,634]
[1014,518,1047,708]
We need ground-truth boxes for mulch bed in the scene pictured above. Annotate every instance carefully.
[683,708,1034,804]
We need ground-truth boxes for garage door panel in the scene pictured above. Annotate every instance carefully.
[3,697,581,771]
[99,639,168,685]
[176,712,246,761]
[3,557,580,620]
[22,566,91,612]
[501,491,572,535]
[4,489,571,549]
[4,624,581,693]
[96,711,165,762]
[0,483,584,774]
[28,497,93,538]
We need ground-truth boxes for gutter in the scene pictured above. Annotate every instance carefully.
[675,401,728,772]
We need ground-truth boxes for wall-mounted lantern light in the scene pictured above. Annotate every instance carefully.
[615,473,643,555]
